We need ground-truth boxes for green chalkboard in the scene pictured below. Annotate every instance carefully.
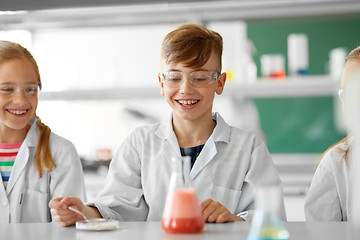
[254,97,345,153]
[247,17,360,153]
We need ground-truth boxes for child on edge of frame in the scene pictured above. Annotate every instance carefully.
[49,23,286,226]
[305,45,360,221]
[0,40,86,223]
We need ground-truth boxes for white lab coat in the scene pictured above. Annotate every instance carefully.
[304,138,350,221]
[90,112,286,222]
[0,120,87,223]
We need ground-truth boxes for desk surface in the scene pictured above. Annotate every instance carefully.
[1,221,359,240]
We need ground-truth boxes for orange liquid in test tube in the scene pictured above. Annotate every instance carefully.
[162,189,204,234]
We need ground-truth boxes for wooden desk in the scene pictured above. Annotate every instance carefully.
[1,221,359,240]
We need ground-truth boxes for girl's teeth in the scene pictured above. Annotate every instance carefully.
[9,110,27,115]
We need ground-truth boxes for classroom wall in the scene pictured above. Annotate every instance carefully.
[247,17,360,153]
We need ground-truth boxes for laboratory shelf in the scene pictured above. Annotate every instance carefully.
[38,75,337,101]
[1,0,360,29]
[226,75,337,98]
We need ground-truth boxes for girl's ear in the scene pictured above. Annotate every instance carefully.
[158,74,165,96]
[215,72,226,95]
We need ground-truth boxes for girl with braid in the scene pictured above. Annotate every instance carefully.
[0,40,86,223]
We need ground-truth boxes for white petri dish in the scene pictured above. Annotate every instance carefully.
[75,218,120,231]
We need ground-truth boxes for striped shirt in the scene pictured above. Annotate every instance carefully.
[0,142,22,189]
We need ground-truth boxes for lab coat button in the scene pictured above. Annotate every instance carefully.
[2,201,8,206]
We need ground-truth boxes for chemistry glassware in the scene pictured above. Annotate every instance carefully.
[162,156,204,234]
[246,185,289,240]
[68,206,119,231]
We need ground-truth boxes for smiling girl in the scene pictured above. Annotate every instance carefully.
[0,40,86,223]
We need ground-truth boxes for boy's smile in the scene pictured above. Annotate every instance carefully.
[175,99,200,110]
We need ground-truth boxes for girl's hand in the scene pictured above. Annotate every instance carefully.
[49,197,90,227]
[200,198,244,223]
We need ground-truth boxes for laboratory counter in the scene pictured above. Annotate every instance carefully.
[1,221,359,240]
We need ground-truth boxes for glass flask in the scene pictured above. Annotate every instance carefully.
[162,156,204,234]
[246,185,289,240]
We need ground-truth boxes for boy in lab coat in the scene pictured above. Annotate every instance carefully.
[49,23,286,226]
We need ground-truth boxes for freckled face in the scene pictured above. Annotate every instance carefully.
[0,58,38,132]
[159,54,226,123]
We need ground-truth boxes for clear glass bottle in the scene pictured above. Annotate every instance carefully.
[247,185,289,240]
[162,156,204,234]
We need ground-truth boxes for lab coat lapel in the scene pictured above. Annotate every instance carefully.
[6,121,38,195]
[190,138,217,180]
[0,174,8,204]
[0,175,10,222]
[5,143,30,195]
[190,112,231,180]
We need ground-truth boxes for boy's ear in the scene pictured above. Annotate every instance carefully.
[215,73,226,95]
[158,74,165,96]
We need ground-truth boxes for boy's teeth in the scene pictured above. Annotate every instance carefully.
[178,100,197,105]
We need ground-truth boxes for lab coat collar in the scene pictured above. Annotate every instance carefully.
[6,119,38,195]
[155,113,176,141]
[211,112,231,144]
[23,118,39,148]
[155,113,182,157]
[155,112,231,143]
[155,112,232,179]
